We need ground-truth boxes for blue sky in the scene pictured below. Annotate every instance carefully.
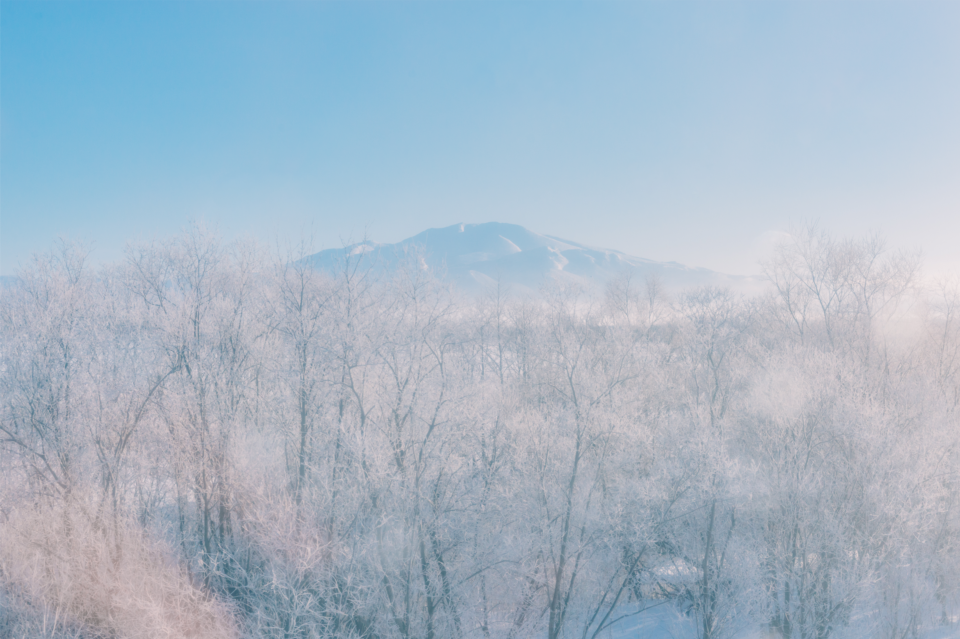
[3,1,959,277]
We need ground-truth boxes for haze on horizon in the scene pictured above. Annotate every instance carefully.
[2,1,959,278]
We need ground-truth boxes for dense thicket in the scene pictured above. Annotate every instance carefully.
[2,226,958,639]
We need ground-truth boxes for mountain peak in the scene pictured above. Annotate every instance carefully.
[304,223,760,296]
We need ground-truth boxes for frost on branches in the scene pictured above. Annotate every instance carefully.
[1,226,957,639]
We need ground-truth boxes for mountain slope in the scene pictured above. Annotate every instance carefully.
[302,222,761,296]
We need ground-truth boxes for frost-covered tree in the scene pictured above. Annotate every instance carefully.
[3,226,959,639]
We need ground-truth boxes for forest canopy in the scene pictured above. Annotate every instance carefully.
[1,226,958,639]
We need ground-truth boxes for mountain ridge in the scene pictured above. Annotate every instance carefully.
[302,222,763,296]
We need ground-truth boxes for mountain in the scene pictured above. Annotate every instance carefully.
[302,222,762,297]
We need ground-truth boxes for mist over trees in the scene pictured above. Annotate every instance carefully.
[1,226,958,639]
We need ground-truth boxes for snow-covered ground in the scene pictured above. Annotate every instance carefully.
[576,601,960,639]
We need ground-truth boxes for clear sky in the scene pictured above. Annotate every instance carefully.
[2,1,959,277]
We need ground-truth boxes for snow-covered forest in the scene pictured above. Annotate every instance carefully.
[2,225,958,639]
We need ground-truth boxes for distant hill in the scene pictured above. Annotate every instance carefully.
[302,222,763,297]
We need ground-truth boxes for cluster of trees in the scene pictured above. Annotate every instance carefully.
[1,225,958,639]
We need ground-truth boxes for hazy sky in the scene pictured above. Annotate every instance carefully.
[3,1,959,277]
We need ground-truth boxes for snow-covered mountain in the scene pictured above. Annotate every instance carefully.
[302,222,761,296]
